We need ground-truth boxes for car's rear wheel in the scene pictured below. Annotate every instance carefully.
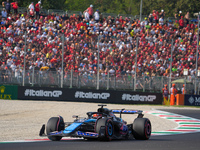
[132,118,151,140]
[46,116,65,141]
[95,118,113,141]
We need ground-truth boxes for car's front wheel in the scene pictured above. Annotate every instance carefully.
[46,116,65,141]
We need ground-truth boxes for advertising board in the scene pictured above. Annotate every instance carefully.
[18,86,163,104]
[0,85,18,100]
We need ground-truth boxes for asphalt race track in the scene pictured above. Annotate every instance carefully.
[1,109,200,150]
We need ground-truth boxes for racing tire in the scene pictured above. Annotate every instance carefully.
[95,118,113,141]
[46,116,65,141]
[132,118,151,140]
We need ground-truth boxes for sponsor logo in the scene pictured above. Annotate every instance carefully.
[24,89,62,97]
[0,86,12,99]
[75,91,110,99]
[76,131,98,137]
[195,97,200,103]
[49,131,63,136]
[122,94,156,102]
[187,96,200,106]
[188,96,195,104]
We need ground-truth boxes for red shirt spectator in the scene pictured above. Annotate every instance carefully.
[11,1,18,9]
[87,5,93,16]
[35,2,41,12]
[179,17,184,28]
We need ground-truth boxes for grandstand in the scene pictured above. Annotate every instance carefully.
[0,4,199,94]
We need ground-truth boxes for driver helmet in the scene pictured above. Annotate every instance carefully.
[92,113,100,118]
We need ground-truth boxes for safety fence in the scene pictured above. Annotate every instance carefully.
[0,70,197,94]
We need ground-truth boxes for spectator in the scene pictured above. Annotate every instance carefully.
[94,9,100,22]
[179,16,184,29]
[35,1,41,19]
[4,0,11,14]
[159,9,165,20]
[29,8,34,18]
[28,2,35,12]
[159,16,164,25]
[1,8,7,18]
[148,13,153,23]
[184,12,190,25]
[11,0,18,14]
[152,10,159,23]
[176,11,182,20]
[84,9,90,21]
[86,4,93,19]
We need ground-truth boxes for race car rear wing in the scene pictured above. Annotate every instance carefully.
[112,109,144,118]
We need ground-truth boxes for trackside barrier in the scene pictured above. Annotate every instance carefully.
[184,95,200,106]
[176,94,184,105]
[17,86,163,105]
[0,85,18,100]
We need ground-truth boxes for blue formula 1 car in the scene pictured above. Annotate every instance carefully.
[39,105,151,141]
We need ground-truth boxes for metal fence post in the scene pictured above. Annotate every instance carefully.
[61,34,64,88]
[32,66,34,87]
[143,76,145,92]
[97,36,100,90]
[22,31,27,86]
[107,71,109,90]
[161,76,163,93]
[134,37,139,91]
[140,0,143,22]
[70,68,73,88]
[169,39,174,92]
[39,72,41,87]
[78,73,80,88]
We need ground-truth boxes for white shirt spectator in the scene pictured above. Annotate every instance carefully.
[14,45,20,52]
[10,63,17,72]
[109,68,115,74]
[159,17,164,25]
[94,10,100,21]
[29,64,34,70]
[15,68,22,78]
[15,19,22,26]
[55,15,60,20]
[7,58,13,67]
[28,3,35,11]
[84,11,90,21]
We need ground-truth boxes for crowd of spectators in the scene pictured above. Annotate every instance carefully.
[0,2,200,84]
